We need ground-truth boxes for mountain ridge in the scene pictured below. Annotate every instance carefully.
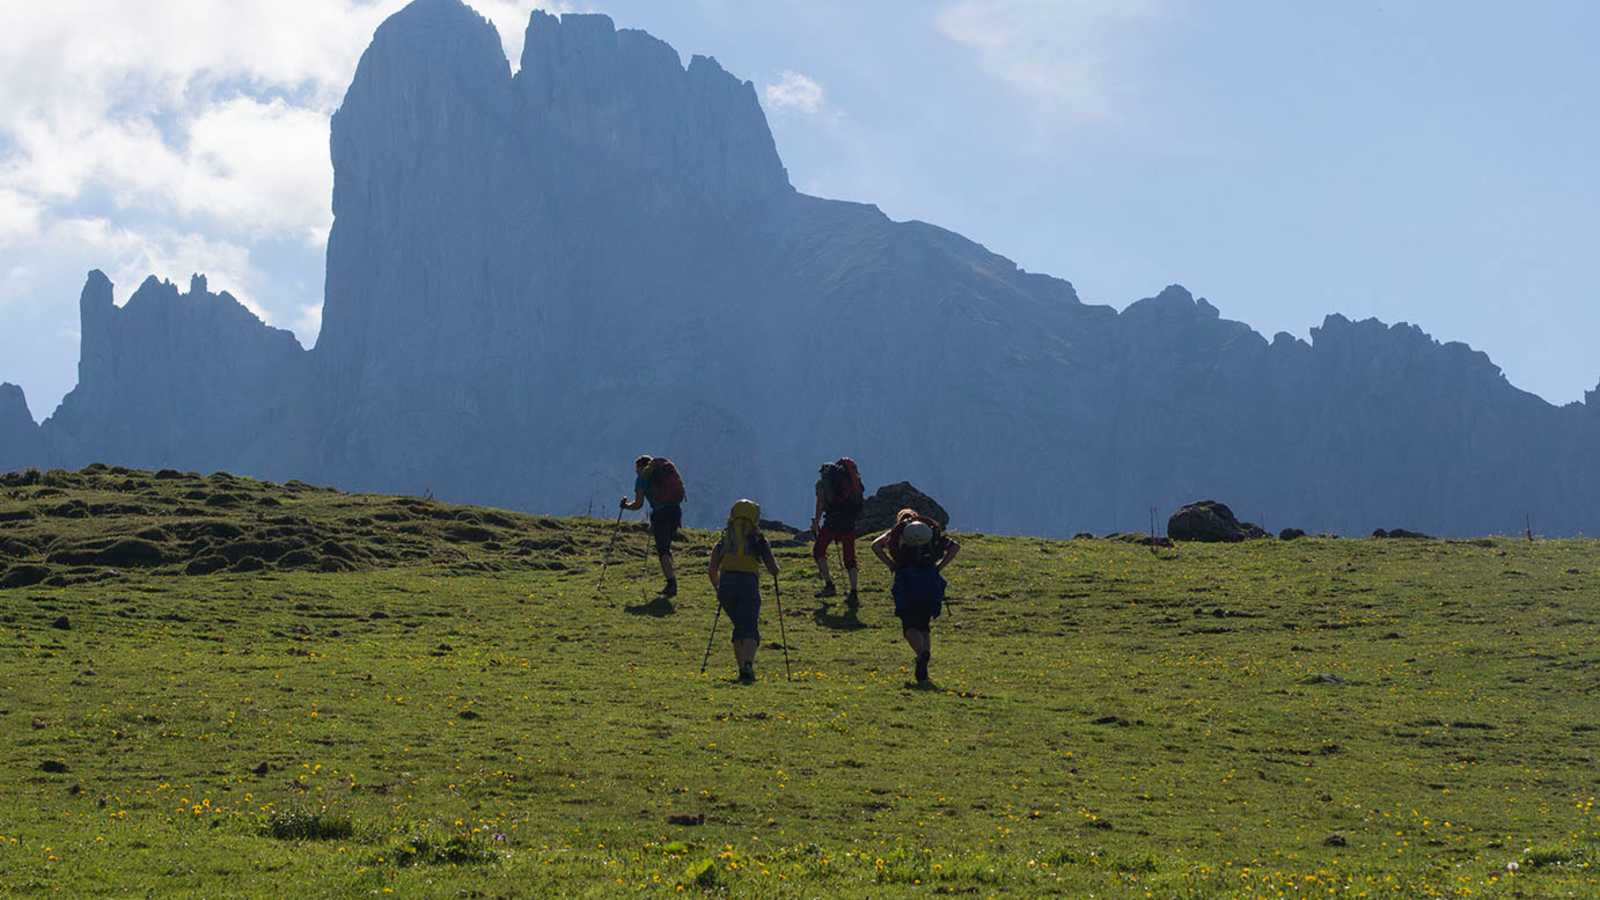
[2,1,1596,537]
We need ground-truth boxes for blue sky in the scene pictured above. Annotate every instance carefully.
[2,1,1596,422]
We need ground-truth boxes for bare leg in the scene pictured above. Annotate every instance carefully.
[814,554,833,587]
[734,639,759,665]
[660,552,676,582]
[845,565,859,595]
[905,628,932,682]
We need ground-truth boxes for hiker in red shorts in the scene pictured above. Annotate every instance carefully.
[811,458,864,605]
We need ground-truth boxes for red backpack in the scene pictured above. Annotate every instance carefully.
[824,458,864,514]
[647,458,686,505]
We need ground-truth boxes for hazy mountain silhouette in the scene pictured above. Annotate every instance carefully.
[3,0,1597,537]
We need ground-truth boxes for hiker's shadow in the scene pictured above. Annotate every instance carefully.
[813,600,869,632]
[623,595,677,617]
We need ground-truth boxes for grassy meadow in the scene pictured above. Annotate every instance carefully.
[1,466,1598,897]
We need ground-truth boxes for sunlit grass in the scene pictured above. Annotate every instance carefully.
[2,467,1598,896]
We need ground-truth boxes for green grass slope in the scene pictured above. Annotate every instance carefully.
[2,467,1598,897]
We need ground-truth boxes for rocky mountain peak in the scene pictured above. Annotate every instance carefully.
[517,10,789,201]
[0,382,39,473]
[0,382,32,431]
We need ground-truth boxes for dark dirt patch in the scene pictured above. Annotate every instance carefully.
[0,564,52,589]
[46,500,91,518]
[0,538,34,559]
[93,539,168,568]
[185,556,229,576]
[219,541,301,564]
[443,525,497,544]
[277,549,320,569]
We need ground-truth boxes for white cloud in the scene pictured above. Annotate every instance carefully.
[294,303,325,345]
[0,2,567,245]
[935,0,1165,132]
[3,217,267,323]
[0,188,43,242]
[765,70,826,115]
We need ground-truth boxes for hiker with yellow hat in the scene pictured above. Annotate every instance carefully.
[708,499,781,683]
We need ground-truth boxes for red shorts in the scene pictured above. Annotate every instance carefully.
[812,527,857,569]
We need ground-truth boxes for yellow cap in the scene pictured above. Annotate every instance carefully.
[729,499,761,525]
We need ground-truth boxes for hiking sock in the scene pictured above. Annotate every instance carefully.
[915,652,930,683]
[815,582,837,598]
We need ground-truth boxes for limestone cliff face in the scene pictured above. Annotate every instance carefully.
[43,272,304,472]
[3,0,1596,537]
[0,382,39,473]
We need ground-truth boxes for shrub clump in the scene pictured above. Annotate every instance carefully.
[262,807,355,842]
[384,831,499,867]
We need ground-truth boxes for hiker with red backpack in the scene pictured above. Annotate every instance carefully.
[622,455,686,598]
[871,508,960,684]
[811,458,864,605]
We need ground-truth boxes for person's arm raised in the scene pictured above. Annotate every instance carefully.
[871,530,895,571]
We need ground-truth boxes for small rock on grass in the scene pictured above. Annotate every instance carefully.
[39,760,68,774]
[667,813,705,826]
[1324,834,1348,847]
[1302,673,1346,685]
[51,615,70,630]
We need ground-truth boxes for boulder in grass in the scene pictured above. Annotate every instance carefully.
[1373,528,1431,539]
[1279,528,1307,541]
[857,482,950,535]
[1167,500,1267,543]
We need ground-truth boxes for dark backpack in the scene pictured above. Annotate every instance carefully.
[648,459,686,505]
[823,458,864,515]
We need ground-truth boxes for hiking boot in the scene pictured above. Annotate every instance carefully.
[661,579,677,599]
[845,590,859,608]
[814,582,837,599]
[915,652,930,684]
[739,662,756,684]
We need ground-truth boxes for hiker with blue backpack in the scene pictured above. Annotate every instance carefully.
[708,499,781,683]
[871,508,960,684]
[811,458,865,605]
[621,455,686,599]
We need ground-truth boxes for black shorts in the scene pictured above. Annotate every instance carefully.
[717,572,762,643]
[893,567,945,632]
[649,504,682,555]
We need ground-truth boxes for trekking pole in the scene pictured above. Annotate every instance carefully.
[594,506,626,593]
[772,573,792,681]
[699,602,722,674]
